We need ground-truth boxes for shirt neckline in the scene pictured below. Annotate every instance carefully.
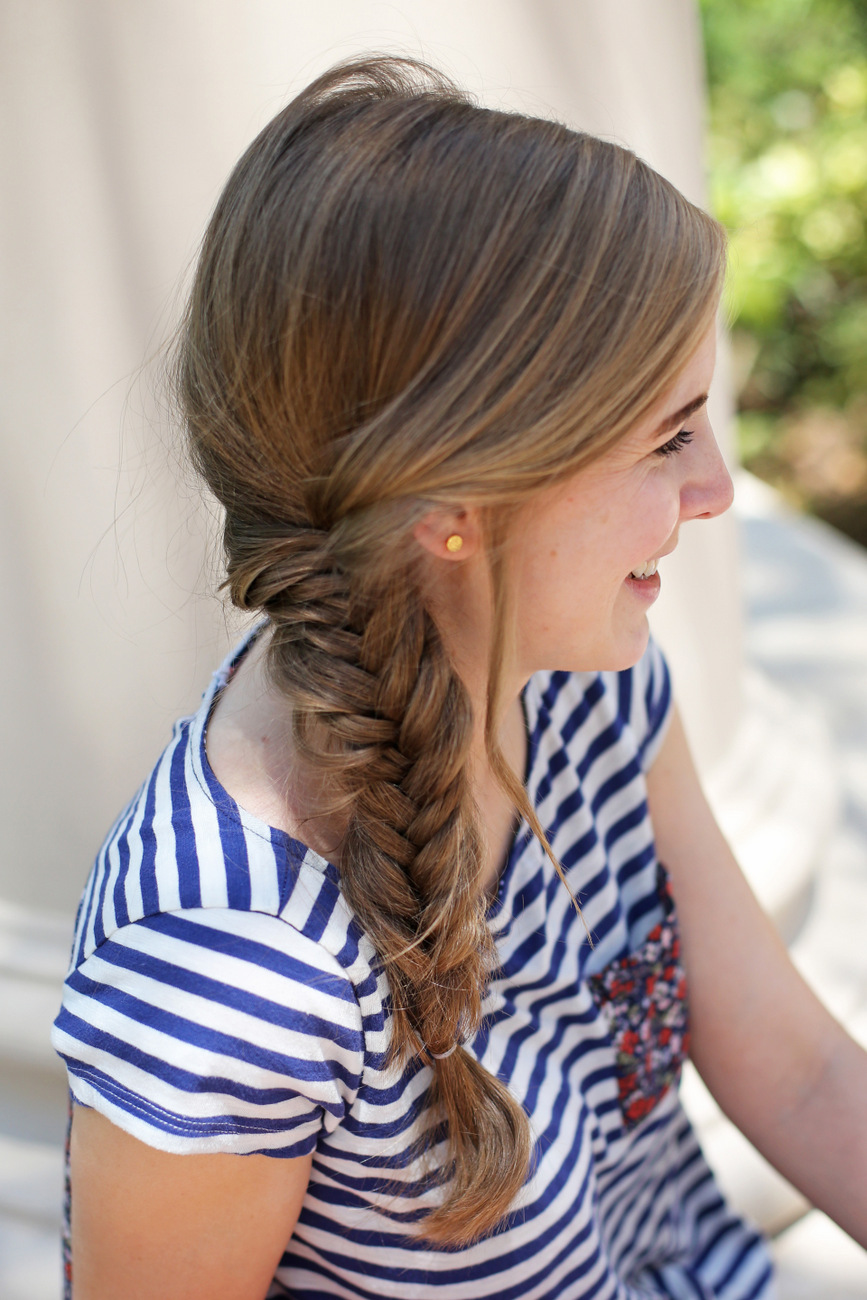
[197,623,543,915]
[196,622,336,877]
[485,678,546,926]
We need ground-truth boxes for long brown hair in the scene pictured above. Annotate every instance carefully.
[176,55,725,1245]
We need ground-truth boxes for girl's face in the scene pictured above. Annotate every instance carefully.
[510,324,732,676]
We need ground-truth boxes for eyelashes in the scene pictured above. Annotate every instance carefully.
[655,428,695,457]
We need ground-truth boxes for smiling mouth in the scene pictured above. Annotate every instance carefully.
[629,559,659,580]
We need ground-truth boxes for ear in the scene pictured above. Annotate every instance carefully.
[412,507,481,560]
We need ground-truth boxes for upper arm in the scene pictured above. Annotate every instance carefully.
[54,907,366,1295]
[71,1104,312,1300]
[648,706,867,1244]
[645,706,841,1138]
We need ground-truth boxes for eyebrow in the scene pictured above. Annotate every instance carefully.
[653,394,708,437]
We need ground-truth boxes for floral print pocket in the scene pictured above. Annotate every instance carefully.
[587,866,690,1130]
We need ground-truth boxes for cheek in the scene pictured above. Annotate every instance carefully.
[635,480,680,540]
[653,500,680,543]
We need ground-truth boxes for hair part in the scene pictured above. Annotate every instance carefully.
[176,53,725,1245]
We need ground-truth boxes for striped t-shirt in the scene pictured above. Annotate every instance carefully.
[53,631,773,1299]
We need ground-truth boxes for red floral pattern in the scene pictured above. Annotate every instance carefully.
[588,867,690,1129]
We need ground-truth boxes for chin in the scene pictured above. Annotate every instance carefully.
[579,624,651,675]
[611,625,652,671]
[527,622,652,678]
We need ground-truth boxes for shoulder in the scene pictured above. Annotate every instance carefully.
[69,630,381,1001]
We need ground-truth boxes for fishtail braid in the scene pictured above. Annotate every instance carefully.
[229,521,531,1243]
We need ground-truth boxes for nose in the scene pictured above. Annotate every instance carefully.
[680,425,734,523]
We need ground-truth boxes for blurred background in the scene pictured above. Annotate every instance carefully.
[1,2,866,1297]
[702,0,867,544]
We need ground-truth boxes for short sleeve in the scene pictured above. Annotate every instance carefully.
[623,637,673,772]
[51,907,365,1158]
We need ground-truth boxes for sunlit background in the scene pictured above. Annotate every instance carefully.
[700,0,867,544]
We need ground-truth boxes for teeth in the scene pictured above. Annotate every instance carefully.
[630,559,658,580]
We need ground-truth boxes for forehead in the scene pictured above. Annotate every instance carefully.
[611,324,717,451]
[564,325,718,479]
[649,327,716,428]
[514,324,718,509]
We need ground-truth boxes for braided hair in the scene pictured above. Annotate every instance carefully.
[176,55,725,1244]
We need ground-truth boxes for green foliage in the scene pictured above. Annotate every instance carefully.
[700,0,867,533]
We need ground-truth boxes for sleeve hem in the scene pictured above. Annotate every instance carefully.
[66,1068,320,1159]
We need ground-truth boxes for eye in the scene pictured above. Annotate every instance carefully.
[654,428,695,457]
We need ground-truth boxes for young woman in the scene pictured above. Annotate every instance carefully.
[53,56,867,1300]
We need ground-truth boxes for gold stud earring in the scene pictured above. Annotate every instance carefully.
[445,534,464,553]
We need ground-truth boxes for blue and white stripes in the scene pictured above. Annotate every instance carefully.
[53,633,773,1298]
